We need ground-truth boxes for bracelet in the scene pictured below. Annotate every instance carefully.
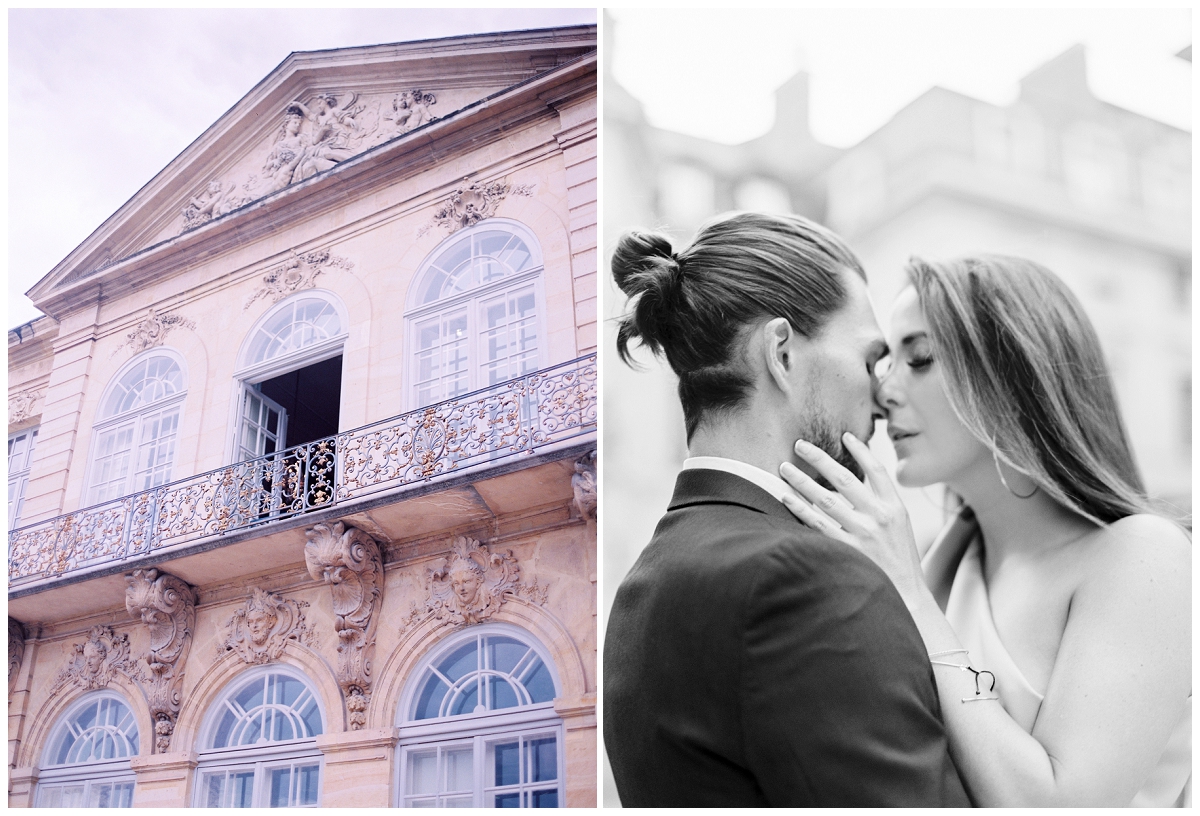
[930,660,1000,703]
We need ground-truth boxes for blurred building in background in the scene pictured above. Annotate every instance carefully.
[603,19,1189,806]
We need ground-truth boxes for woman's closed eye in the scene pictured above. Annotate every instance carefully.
[908,354,934,371]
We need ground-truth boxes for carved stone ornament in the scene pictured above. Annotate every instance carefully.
[9,618,26,691]
[8,388,42,424]
[179,89,439,236]
[572,449,597,520]
[51,625,135,693]
[219,587,317,665]
[243,248,355,310]
[111,308,196,357]
[304,521,383,730]
[417,177,537,238]
[125,568,196,754]
[398,536,547,637]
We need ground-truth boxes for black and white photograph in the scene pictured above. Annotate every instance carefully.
[602,7,1191,808]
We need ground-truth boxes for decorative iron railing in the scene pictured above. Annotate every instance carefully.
[9,355,596,585]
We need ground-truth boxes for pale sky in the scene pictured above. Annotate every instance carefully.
[7,8,597,328]
[609,8,1190,145]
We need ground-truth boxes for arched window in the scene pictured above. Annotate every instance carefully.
[37,692,140,807]
[234,293,348,465]
[195,668,325,808]
[397,625,564,808]
[406,221,546,409]
[86,352,186,506]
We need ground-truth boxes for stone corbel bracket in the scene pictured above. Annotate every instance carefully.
[572,449,597,521]
[9,618,26,693]
[125,568,197,754]
[304,521,383,730]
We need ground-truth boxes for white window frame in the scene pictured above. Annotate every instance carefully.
[193,665,326,809]
[395,623,565,808]
[9,426,38,529]
[84,350,187,508]
[404,219,550,411]
[229,290,349,466]
[36,691,140,808]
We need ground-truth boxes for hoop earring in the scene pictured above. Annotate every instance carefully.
[993,447,1037,499]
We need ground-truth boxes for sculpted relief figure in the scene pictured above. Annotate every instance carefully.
[572,449,598,521]
[51,625,135,692]
[220,587,315,664]
[179,86,435,234]
[397,536,542,639]
[386,89,437,135]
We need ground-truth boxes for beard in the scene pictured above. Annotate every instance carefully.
[797,405,866,485]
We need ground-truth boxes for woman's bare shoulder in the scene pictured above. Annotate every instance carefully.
[1077,513,1190,599]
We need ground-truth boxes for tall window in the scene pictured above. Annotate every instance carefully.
[195,668,325,808]
[86,353,186,506]
[406,221,545,409]
[397,625,564,808]
[37,692,139,808]
[9,427,38,528]
[235,294,347,463]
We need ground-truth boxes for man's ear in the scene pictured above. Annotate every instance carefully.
[761,317,796,395]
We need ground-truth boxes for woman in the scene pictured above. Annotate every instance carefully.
[779,254,1190,807]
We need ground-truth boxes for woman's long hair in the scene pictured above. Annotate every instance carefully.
[907,254,1158,525]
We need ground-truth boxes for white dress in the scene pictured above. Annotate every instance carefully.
[926,514,1191,807]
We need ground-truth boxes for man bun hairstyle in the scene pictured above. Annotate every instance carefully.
[613,212,866,441]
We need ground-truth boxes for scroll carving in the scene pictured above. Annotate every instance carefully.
[418,177,536,238]
[179,88,440,235]
[304,521,383,730]
[111,308,196,357]
[398,536,547,636]
[572,449,597,520]
[243,248,354,310]
[9,618,26,691]
[51,625,135,692]
[9,389,42,424]
[219,587,316,664]
[125,568,196,754]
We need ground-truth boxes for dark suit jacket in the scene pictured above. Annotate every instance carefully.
[604,468,970,807]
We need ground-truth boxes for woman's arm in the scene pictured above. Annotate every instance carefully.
[780,435,1191,806]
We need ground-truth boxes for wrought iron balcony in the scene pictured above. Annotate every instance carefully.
[9,355,596,587]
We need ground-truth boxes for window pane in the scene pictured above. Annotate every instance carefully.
[232,770,255,808]
[527,737,557,782]
[204,774,226,808]
[438,642,478,683]
[523,660,555,704]
[269,767,291,808]
[444,795,474,808]
[296,764,320,806]
[414,676,448,721]
[493,741,520,787]
[410,751,437,795]
[494,792,521,808]
[489,676,519,710]
[445,747,473,792]
[532,789,558,808]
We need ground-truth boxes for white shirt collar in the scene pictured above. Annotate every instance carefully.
[682,455,801,505]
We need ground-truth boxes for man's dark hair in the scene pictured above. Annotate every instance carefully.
[613,212,866,441]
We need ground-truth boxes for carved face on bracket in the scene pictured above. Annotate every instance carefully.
[245,607,277,645]
[83,641,107,675]
[450,567,483,607]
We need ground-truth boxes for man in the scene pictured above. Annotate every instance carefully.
[604,212,969,806]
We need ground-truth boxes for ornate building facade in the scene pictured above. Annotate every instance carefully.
[9,26,597,808]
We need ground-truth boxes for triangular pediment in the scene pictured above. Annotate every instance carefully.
[29,25,596,310]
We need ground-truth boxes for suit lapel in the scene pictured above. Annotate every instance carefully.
[668,467,800,526]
